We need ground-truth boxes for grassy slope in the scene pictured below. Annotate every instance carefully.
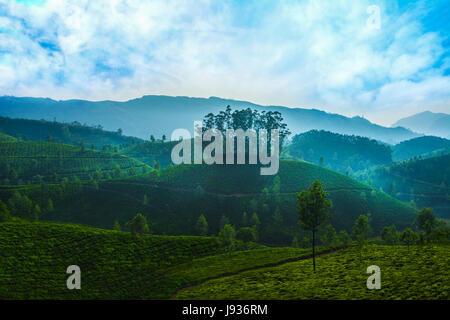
[0,160,416,241]
[0,220,225,299]
[120,141,177,168]
[0,220,325,299]
[176,245,450,300]
[0,140,148,183]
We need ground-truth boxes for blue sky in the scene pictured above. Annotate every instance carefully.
[0,0,449,125]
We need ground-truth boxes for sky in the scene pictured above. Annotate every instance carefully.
[0,0,449,126]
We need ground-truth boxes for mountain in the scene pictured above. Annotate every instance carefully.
[393,111,450,138]
[392,136,450,161]
[0,95,420,144]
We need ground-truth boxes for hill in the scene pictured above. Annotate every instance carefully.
[0,160,416,245]
[0,140,149,184]
[0,220,225,299]
[392,136,450,161]
[175,244,450,300]
[0,220,329,299]
[393,111,450,139]
[120,140,177,168]
[0,95,419,144]
[361,154,450,219]
[0,116,144,149]
[283,130,392,174]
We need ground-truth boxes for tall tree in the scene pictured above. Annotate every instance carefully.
[400,228,418,251]
[195,214,209,236]
[297,180,332,272]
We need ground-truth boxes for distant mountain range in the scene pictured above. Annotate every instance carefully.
[0,95,422,144]
[393,111,450,139]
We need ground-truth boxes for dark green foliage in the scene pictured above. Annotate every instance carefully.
[380,225,399,245]
[291,235,299,248]
[392,136,450,161]
[195,214,209,236]
[362,154,450,219]
[0,200,10,222]
[125,213,149,235]
[320,224,338,248]
[113,220,122,231]
[400,228,419,249]
[218,224,236,244]
[284,130,392,173]
[236,227,257,243]
[415,208,437,239]
[0,116,143,148]
[297,180,332,271]
[338,230,351,247]
[0,140,147,184]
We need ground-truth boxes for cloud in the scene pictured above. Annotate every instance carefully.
[0,0,448,125]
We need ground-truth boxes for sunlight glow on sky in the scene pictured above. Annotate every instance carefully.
[0,0,449,125]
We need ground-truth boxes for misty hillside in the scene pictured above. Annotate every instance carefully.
[393,111,450,139]
[0,95,420,144]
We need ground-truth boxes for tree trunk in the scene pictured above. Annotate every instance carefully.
[312,230,316,272]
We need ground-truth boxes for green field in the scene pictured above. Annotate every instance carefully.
[0,140,148,184]
[0,220,326,299]
[175,245,450,300]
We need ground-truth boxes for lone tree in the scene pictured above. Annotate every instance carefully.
[297,180,332,272]
[195,214,209,236]
[126,213,149,235]
[352,214,371,262]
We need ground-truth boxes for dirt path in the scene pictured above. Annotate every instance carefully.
[169,248,342,300]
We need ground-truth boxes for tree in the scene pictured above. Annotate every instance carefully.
[352,214,371,262]
[150,135,156,143]
[321,224,338,249]
[0,200,11,222]
[291,235,299,248]
[143,194,148,206]
[113,220,122,231]
[415,208,436,241]
[381,225,399,245]
[162,134,166,142]
[236,227,256,242]
[400,228,418,251]
[249,212,260,227]
[219,215,230,230]
[219,224,235,244]
[297,180,333,272]
[301,236,310,249]
[46,198,54,212]
[126,213,149,235]
[338,230,351,248]
[195,214,208,236]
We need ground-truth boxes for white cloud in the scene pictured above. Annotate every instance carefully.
[0,0,448,126]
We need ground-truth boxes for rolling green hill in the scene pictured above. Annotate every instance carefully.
[120,141,178,168]
[0,220,324,299]
[175,244,450,300]
[0,140,149,184]
[1,160,416,245]
[392,136,450,161]
[0,116,144,149]
[283,130,392,174]
[362,154,450,219]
